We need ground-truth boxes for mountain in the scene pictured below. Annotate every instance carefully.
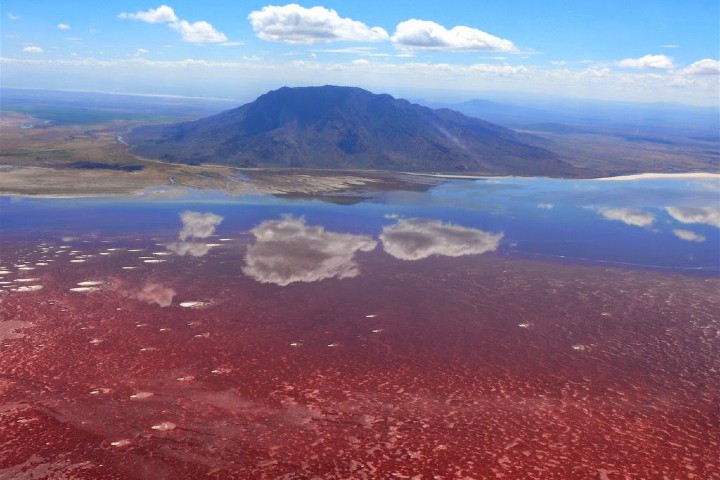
[127,85,584,176]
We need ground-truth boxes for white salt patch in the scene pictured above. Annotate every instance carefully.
[98,252,111,256]
[290,342,301,347]
[518,323,530,329]
[77,281,104,286]
[371,329,383,333]
[572,344,588,351]
[152,252,172,256]
[194,332,210,338]
[143,259,165,263]
[176,375,194,382]
[70,259,86,263]
[121,266,137,270]
[179,301,209,308]
[205,243,222,247]
[365,314,377,318]
[111,439,131,447]
[13,285,43,292]
[0,281,12,285]
[219,238,232,242]
[151,422,176,431]
[106,248,120,251]
[130,392,154,399]
[70,287,102,293]
[0,270,10,275]
[327,343,339,348]
[15,278,40,282]
[59,246,70,249]
[18,266,35,270]
[70,250,81,254]
[127,249,143,252]
[211,367,231,374]
[90,338,103,345]
[35,262,49,266]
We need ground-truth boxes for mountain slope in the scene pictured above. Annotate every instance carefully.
[127,85,583,176]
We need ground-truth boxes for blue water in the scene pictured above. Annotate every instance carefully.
[1,177,718,273]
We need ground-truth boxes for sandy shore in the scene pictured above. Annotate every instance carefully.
[595,172,720,181]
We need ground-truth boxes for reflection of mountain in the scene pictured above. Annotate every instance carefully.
[242,216,376,286]
[128,85,583,176]
[380,218,503,261]
[665,206,720,227]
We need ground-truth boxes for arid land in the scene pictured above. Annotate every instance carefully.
[1,111,717,197]
[0,113,435,198]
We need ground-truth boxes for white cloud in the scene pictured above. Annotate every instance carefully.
[392,19,516,52]
[665,206,720,227]
[242,215,377,286]
[537,203,554,209]
[682,59,720,76]
[119,5,178,24]
[380,218,503,261]
[248,4,389,44]
[662,44,680,49]
[119,5,226,43]
[134,48,149,57]
[469,63,528,75]
[617,54,673,69]
[595,208,655,227]
[57,23,71,30]
[22,46,43,54]
[170,19,227,43]
[7,13,20,20]
[672,229,706,243]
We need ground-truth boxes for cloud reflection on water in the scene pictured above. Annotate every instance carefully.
[167,211,224,257]
[242,215,377,286]
[380,218,503,261]
[594,207,655,228]
[665,206,720,227]
[672,229,706,243]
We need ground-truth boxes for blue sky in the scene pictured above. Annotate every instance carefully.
[1,1,718,105]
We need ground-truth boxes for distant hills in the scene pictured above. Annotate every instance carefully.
[127,85,585,176]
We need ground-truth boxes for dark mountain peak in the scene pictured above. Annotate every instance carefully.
[127,85,584,176]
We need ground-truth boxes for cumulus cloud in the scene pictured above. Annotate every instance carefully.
[242,215,376,286]
[166,211,224,257]
[22,46,43,53]
[672,229,706,243]
[133,282,175,307]
[248,4,389,44]
[537,203,554,209]
[391,19,516,52]
[682,59,720,76]
[119,5,178,23]
[595,208,655,227]
[119,5,226,43]
[170,19,227,43]
[617,54,673,69]
[665,206,720,227]
[380,218,503,261]
[57,23,71,30]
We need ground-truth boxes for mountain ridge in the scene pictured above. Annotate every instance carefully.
[127,85,586,176]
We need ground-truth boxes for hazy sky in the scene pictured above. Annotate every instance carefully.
[1,1,718,105]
